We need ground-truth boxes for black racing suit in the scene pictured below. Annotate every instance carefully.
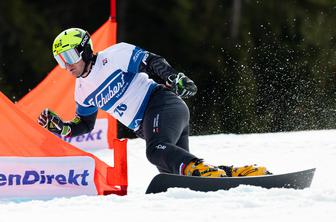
[65,52,197,174]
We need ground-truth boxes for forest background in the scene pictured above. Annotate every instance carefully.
[1,0,336,135]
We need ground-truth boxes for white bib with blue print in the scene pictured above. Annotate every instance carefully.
[74,42,157,130]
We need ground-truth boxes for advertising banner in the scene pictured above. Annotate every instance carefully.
[59,119,109,151]
[0,156,97,198]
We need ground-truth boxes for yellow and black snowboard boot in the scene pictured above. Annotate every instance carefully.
[183,159,226,177]
[218,164,271,177]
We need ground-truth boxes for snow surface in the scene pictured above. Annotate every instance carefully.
[1,130,336,222]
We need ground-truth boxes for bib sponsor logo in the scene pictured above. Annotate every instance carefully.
[96,75,125,108]
[87,71,129,110]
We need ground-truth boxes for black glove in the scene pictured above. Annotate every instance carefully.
[38,108,70,136]
[166,73,197,98]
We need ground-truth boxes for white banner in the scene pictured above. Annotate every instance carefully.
[0,156,97,199]
[59,119,110,151]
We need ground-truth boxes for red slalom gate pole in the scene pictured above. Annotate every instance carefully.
[110,0,116,22]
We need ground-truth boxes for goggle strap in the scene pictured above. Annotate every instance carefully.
[76,31,91,52]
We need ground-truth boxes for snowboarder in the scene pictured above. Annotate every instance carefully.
[38,28,270,177]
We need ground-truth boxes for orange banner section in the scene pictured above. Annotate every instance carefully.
[0,91,125,195]
[17,19,117,141]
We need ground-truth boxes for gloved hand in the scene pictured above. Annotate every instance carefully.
[166,73,197,98]
[38,108,66,135]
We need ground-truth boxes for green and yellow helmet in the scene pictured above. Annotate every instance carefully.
[52,28,93,68]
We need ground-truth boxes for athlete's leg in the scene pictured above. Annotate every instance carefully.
[142,90,196,174]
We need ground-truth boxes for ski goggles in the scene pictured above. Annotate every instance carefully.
[54,48,82,69]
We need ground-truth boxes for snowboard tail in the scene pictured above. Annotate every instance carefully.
[146,168,316,194]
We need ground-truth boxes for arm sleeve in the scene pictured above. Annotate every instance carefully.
[139,52,177,82]
[64,111,97,137]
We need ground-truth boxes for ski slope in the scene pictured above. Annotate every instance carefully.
[1,130,336,222]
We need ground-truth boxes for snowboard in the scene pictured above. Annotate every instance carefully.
[146,168,316,194]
